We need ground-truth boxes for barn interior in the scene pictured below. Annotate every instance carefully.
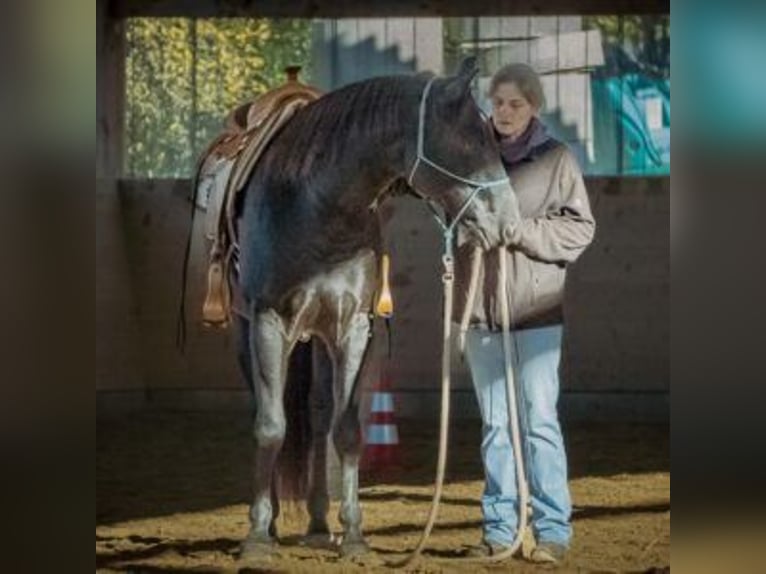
[97,1,670,571]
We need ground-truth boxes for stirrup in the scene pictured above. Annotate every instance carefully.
[202,253,231,327]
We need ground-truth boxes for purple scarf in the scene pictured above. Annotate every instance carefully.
[493,116,552,168]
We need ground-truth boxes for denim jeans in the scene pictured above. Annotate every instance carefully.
[465,325,572,547]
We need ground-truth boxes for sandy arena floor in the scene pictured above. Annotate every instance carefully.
[97,412,669,573]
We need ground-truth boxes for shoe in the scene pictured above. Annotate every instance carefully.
[529,541,567,563]
[464,540,518,558]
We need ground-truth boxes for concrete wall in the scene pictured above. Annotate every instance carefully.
[96,181,144,402]
[97,180,245,412]
[96,176,668,421]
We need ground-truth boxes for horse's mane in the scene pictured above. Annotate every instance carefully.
[258,73,433,180]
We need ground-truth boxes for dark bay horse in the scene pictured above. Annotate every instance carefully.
[233,58,520,559]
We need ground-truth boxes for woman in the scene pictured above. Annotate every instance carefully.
[457,63,596,563]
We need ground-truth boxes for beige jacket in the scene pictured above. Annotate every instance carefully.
[453,141,595,330]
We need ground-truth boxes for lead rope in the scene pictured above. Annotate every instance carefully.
[457,249,529,562]
[480,250,530,563]
[458,248,483,358]
[391,75,526,567]
[391,247,456,569]
[393,245,529,567]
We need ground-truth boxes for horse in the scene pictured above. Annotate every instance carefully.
[231,57,520,560]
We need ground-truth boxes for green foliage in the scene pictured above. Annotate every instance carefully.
[584,15,670,78]
[125,18,312,178]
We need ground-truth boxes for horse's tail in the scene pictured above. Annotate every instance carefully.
[275,340,314,501]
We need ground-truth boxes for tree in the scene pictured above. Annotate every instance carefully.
[584,15,670,78]
[125,18,312,178]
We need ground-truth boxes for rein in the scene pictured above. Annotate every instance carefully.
[393,78,529,568]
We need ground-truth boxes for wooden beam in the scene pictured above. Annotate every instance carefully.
[98,1,125,178]
[110,0,669,19]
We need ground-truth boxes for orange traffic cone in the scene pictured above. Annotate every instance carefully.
[361,375,400,472]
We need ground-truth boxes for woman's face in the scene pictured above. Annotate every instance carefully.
[490,82,537,139]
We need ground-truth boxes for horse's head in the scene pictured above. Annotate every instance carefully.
[405,58,520,250]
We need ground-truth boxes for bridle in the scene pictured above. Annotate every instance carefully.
[406,76,511,263]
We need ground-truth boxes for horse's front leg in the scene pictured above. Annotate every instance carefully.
[331,312,373,557]
[241,309,289,560]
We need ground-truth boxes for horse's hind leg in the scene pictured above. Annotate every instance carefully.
[241,309,289,560]
[234,313,255,396]
[234,313,281,539]
[331,312,372,557]
[305,340,334,543]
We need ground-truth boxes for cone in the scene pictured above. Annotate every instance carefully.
[361,376,399,472]
[375,254,393,318]
[201,255,231,327]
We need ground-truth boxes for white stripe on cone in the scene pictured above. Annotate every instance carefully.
[366,423,399,445]
[370,391,394,413]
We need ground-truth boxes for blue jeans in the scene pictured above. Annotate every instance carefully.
[465,325,572,547]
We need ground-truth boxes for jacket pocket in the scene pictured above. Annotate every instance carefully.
[530,262,566,314]
[504,252,535,326]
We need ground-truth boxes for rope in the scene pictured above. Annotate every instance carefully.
[480,251,529,562]
[392,247,530,568]
[458,248,483,357]
[390,253,455,568]
[389,75,530,567]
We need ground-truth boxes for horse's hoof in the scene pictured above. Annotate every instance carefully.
[239,533,279,563]
[302,531,336,550]
[339,538,370,558]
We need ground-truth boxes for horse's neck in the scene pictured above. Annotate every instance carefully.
[261,78,419,241]
[310,128,407,223]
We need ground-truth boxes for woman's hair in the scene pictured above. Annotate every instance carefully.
[489,63,545,111]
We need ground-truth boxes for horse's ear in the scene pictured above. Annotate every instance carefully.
[457,56,479,80]
[444,57,478,102]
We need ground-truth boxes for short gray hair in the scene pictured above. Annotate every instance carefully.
[489,63,545,111]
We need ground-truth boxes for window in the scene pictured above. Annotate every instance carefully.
[124,15,669,179]
[445,15,670,175]
[124,18,312,178]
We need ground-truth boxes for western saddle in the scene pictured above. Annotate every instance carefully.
[197,66,394,328]
[199,66,322,326]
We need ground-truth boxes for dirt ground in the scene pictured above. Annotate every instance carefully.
[97,412,669,573]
